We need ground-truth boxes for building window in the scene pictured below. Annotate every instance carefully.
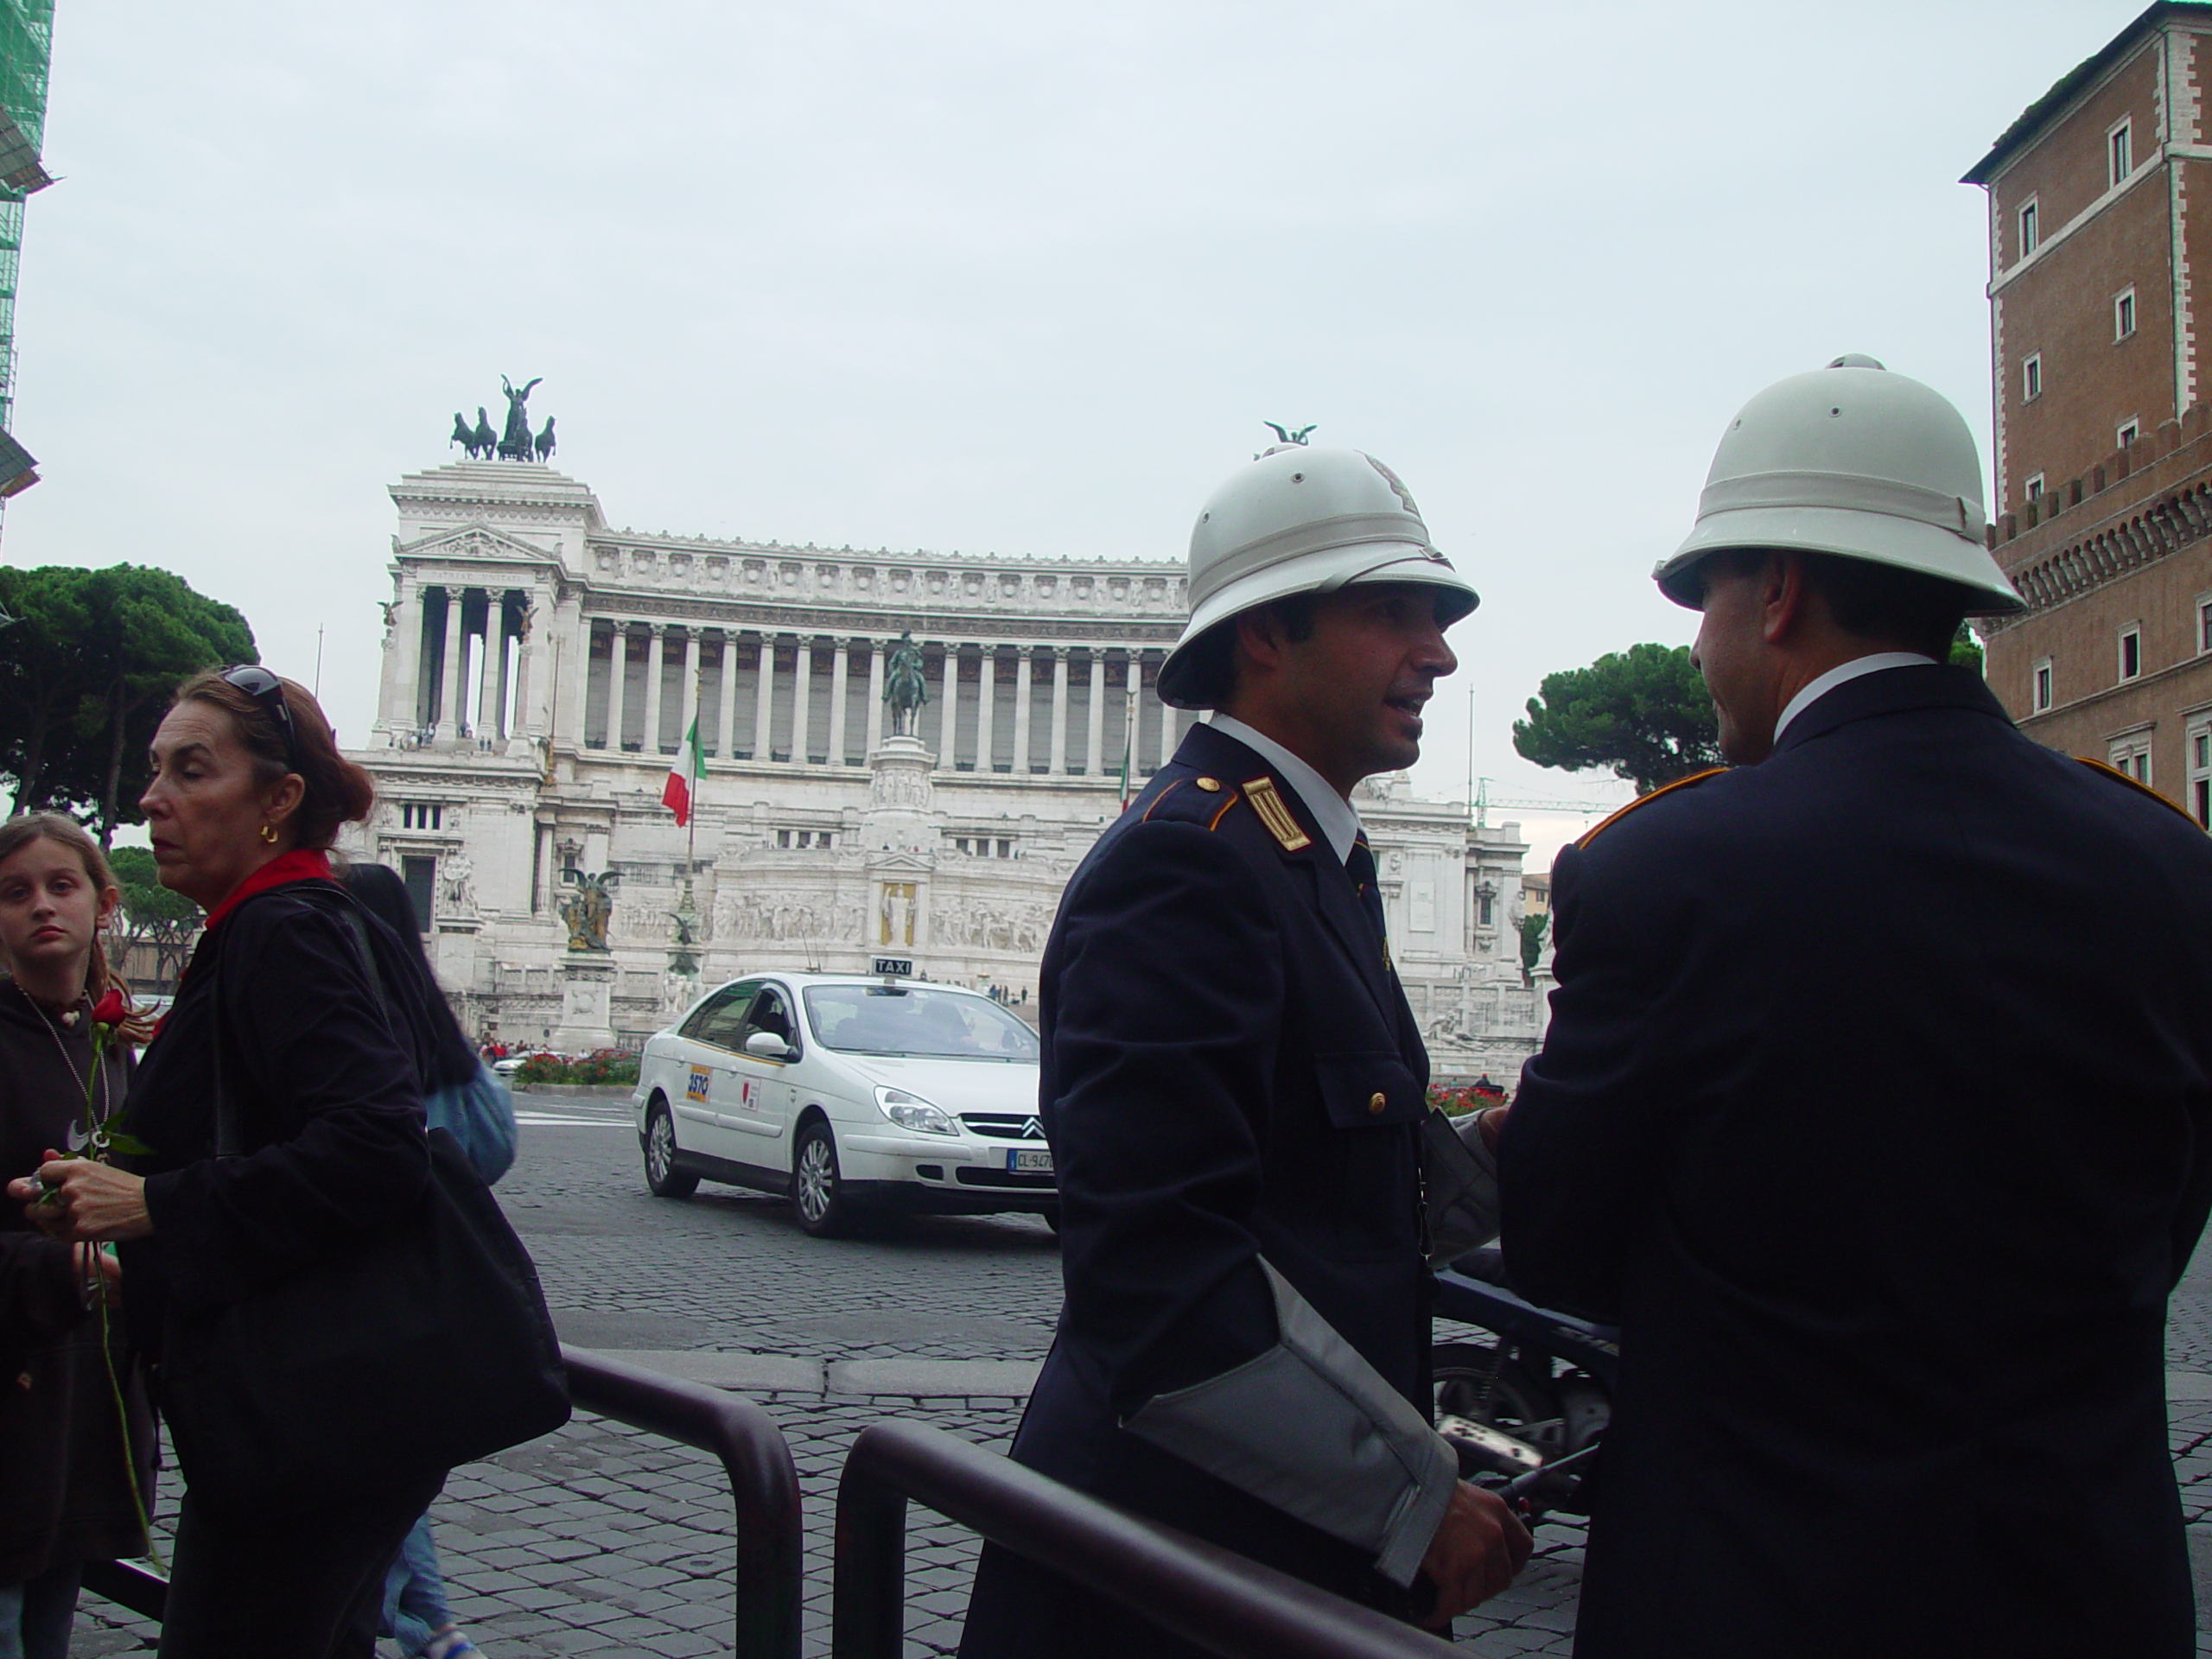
[399,802,443,830]
[2111,118,2133,187]
[2111,734,2152,785]
[2116,287,2137,340]
[2033,658,2053,712]
[2119,417,2141,448]
[2023,354,2042,401]
[2018,198,2039,257]
[2025,473,2045,503]
[400,855,435,931]
[2120,626,2143,681]
[2199,594,2212,653]
[2191,721,2212,828]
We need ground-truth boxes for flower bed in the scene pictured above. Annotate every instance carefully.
[514,1049,639,1087]
[1427,1079,1510,1117]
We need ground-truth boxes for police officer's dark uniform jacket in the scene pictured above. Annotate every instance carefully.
[1503,662,2212,1659]
[959,718,1465,1658]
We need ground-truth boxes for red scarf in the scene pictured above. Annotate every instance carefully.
[202,848,337,932]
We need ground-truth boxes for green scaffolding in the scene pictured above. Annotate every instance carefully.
[0,0,53,441]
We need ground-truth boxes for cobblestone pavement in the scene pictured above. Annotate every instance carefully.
[68,1094,2212,1656]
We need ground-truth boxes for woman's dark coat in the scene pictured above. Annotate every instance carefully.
[118,878,437,1346]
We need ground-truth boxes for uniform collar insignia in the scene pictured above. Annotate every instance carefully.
[1240,775,1313,852]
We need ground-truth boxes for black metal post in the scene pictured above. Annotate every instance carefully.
[832,1421,1460,1659]
[563,1347,804,1659]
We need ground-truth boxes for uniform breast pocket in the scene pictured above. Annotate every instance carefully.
[1302,1050,1423,1259]
[1312,1052,1425,1130]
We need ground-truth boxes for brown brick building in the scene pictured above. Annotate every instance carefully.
[1967,0,2212,823]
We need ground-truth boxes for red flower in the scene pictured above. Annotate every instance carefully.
[91,989,128,1029]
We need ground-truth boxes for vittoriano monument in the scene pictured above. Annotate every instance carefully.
[884,631,929,737]
[449,376,556,462]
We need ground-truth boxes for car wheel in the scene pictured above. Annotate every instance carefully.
[792,1121,850,1236]
[643,1100,698,1199]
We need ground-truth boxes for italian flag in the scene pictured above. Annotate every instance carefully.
[663,717,703,827]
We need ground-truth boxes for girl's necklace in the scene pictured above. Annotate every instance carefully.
[11,981,108,1123]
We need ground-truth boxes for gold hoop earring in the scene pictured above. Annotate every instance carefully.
[259,823,279,844]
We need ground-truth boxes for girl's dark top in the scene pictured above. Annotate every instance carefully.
[118,869,439,1345]
[0,981,153,1580]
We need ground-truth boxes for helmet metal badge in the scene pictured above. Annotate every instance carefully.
[1653,355,2024,615]
[1158,441,1479,709]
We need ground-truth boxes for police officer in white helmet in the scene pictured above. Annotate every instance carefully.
[1502,359,2212,1658]
[961,439,1529,1657]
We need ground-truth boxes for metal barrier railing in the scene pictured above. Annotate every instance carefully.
[81,1345,804,1659]
[563,1347,804,1659]
[831,1421,1461,1659]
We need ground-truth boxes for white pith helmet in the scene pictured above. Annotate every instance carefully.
[1158,444,1479,709]
[1653,355,2023,614]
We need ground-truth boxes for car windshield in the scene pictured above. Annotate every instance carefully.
[803,985,1039,1062]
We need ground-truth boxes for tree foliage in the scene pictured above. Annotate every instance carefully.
[107,844,201,992]
[0,566,256,842]
[1949,623,1983,675]
[1512,642,1721,795]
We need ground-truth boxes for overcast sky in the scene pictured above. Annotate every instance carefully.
[1,0,2141,868]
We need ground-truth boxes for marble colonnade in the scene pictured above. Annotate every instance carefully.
[568,622,1192,776]
[385,578,534,746]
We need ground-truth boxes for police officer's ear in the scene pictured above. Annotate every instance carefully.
[1231,596,1319,675]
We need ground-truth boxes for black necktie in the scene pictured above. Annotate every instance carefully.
[1346,836,1390,969]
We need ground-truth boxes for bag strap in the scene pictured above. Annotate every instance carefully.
[208,884,397,1160]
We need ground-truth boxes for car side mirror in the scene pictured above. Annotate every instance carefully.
[744,1031,792,1060]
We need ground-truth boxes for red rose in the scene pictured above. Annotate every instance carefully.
[91,989,128,1029]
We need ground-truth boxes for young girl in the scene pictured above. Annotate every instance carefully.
[0,813,155,1659]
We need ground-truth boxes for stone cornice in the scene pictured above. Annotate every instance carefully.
[570,595,1181,644]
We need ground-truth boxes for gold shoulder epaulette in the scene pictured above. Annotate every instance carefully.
[1240,775,1313,851]
[2075,756,2198,824]
[1576,766,1726,850]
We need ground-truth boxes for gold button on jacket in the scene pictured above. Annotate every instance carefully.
[1367,1091,1388,1115]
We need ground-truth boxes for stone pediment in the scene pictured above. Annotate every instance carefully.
[866,849,935,875]
[396,522,563,569]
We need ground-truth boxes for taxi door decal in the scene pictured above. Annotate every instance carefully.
[686,1067,710,1104]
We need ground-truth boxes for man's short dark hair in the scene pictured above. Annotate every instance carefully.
[1178,594,1319,709]
[1708,548,1967,661]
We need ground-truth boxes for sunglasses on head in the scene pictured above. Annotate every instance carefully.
[219,664,299,771]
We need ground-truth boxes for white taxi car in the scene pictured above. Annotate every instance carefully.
[632,969,1053,1235]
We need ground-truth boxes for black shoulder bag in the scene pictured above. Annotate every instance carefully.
[156,898,570,1513]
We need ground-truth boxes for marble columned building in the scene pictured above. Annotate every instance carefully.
[340,461,1543,1072]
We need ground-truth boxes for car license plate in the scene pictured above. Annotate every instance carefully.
[1007,1147,1053,1174]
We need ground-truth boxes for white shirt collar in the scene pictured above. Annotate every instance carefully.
[1773,652,1938,745]
[1205,713,1365,863]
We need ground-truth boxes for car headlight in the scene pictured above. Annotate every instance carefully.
[874,1085,957,1136]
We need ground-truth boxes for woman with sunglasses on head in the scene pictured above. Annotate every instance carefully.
[0,813,156,1659]
[6,667,460,1659]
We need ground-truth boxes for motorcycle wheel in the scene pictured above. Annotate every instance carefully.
[1432,1341,1592,1519]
